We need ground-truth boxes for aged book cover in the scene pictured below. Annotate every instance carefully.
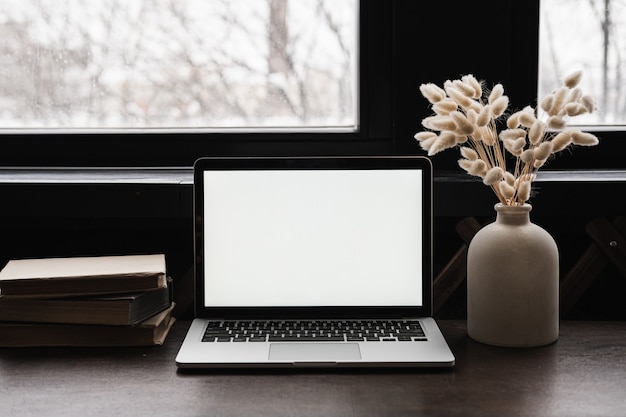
[0,286,171,325]
[0,254,167,298]
[0,303,176,347]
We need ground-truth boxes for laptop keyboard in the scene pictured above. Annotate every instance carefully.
[201,319,427,343]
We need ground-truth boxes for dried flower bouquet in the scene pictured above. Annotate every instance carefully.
[414,71,599,205]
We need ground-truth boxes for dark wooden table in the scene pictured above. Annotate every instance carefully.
[1,320,625,417]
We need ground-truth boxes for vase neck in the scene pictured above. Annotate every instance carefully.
[494,203,532,226]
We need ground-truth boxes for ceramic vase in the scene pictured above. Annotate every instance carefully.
[467,203,559,347]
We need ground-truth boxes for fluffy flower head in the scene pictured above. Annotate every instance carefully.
[415,72,599,205]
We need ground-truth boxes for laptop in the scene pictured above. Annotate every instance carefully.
[175,156,455,368]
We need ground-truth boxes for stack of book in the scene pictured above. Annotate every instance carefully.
[0,254,175,347]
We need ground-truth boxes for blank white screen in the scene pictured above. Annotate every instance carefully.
[203,169,424,307]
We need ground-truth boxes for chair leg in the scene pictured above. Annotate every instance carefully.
[560,217,626,316]
[433,217,482,314]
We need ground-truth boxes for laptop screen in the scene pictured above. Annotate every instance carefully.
[194,156,433,318]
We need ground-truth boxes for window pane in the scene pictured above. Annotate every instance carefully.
[539,0,625,125]
[0,0,357,130]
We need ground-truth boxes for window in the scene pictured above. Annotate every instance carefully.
[539,0,626,126]
[1,0,357,131]
[0,0,392,167]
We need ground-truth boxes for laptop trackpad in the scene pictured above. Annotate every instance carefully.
[269,343,361,361]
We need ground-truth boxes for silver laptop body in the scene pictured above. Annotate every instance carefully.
[176,156,454,368]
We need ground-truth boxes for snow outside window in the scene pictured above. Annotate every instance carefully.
[0,0,358,131]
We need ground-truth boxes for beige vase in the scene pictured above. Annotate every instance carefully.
[467,203,559,347]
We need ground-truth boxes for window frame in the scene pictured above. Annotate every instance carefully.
[533,0,626,171]
[0,0,393,167]
[391,0,624,172]
[2,0,622,170]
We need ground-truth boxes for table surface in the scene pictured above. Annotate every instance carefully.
[1,320,625,417]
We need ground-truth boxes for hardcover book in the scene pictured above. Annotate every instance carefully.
[0,254,167,298]
[0,286,172,325]
[0,303,176,347]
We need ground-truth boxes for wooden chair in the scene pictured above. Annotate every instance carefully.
[433,215,626,316]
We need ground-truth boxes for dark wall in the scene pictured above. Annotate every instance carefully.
[1,1,624,320]
[391,1,539,160]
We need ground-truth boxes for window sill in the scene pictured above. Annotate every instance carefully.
[0,167,193,184]
[2,167,625,184]
[0,167,624,219]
